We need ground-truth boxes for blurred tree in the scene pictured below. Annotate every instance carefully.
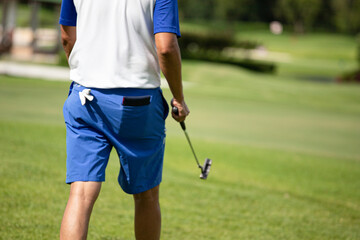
[357,33,360,67]
[315,0,336,32]
[178,0,216,20]
[213,0,278,22]
[275,0,322,33]
[177,0,360,34]
[214,0,243,21]
[254,0,279,22]
[1,0,17,53]
[332,0,360,34]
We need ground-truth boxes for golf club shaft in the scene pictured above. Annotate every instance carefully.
[170,101,203,170]
[182,127,202,168]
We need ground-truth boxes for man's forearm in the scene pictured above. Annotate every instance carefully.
[60,25,76,60]
[62,40,75,60]
[155,33,184,102]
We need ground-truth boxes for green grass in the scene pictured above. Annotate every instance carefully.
[1,56,360,239]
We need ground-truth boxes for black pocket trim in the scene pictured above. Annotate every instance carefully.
[122,96,151,106]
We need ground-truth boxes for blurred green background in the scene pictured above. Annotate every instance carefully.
[1,0,360,239]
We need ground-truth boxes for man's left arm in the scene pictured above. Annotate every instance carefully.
[59,0,77,60]
[60,25,76,60]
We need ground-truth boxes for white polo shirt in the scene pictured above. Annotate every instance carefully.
[59,0,180,89]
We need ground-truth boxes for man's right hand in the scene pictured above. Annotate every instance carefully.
[171,98,190,123]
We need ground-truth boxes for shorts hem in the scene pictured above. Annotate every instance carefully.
[121,179,162,195]
[66,175,105,184]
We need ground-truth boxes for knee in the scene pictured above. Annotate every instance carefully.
[133,185,159,203]
[69,182,101,206]
[72,191,98,206]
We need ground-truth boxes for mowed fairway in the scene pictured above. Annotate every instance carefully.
[1,56,360,239]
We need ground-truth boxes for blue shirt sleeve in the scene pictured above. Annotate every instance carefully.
[59,0,77,26]
[153,0,181,37]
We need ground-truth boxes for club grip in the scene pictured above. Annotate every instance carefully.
[171,101,186,131]
[180,121,186,131]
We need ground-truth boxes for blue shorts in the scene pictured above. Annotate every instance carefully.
[63,82,169,194]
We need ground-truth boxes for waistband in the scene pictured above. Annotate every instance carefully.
[69,82,161,96]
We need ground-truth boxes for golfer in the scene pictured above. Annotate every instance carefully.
[59,0,189,239]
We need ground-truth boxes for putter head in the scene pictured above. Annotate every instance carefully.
[200,158,212,180]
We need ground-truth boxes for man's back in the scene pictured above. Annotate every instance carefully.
[61,0,180,89]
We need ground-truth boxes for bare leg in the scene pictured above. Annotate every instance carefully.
[60,181,102,240]
[133,185,161,240]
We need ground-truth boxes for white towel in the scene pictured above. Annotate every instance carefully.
[79,89,94,105]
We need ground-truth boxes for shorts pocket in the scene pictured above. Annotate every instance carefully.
[159,89,169,120]
[119,96,153,138]
[63,82,75,123]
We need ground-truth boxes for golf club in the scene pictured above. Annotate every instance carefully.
[171,99,212,180]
